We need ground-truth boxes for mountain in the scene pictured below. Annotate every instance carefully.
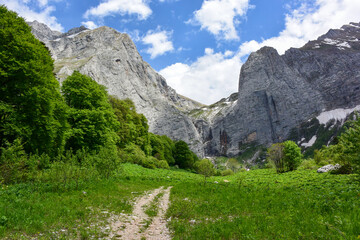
[27,21,205,156]
[28,21,360,159]
[200,22,360,157]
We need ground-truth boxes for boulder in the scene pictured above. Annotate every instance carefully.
[317,164,341,173]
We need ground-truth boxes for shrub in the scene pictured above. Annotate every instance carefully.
[282,140,303,171]
[89,146,120,178]
[226,158,241,173]
[122,143,147,165]
[195,159,216,184]
[298,159,318,170]
[157,160,170,169]
[141,157,157,169]
[267,143,285,173]
[0,139,28,184]
[267,141,303,173]
[312,116,360,174]
[221,169,234,176]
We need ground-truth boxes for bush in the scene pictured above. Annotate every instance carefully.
[267,141,303,173]
[195,159,216,184]
[89,146,120,178]
[313,116,360,174]
[0,139,28,184]
[221,169,234,176]
[226,158,241,173]
[141,157,157,169]
[282,141,303,171]
[122,144,147,165]
[298,159,318,170]
[157,160,170,169]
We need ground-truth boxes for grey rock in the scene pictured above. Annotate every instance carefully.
[317,164,341,173]
[201,22,360,157]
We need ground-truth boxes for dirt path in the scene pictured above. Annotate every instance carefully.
[108,186,172,240]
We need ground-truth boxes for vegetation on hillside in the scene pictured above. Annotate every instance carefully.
[0,5,199,180]
[314,115,360,174]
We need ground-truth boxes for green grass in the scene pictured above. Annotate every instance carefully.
[0,175,163,239]
[1,163,359,239]
[144,192,164,218]
[167,169,360,239]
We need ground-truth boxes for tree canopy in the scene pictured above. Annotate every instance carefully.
[0,6,67,156]
[61,71,118,152]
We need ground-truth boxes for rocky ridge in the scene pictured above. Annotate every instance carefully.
[201,22,360,157]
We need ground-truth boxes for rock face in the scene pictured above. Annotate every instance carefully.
[27,21,205,155]
[201,22,360,156]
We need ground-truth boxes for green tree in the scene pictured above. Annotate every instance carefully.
[174,140,195,169]
[62,71,118,152]
[196,159,216,184]
[150,133,165,160]
[0,6,68,156]
[282,140,303,171]
[316,116,360,173]
[109,96,151,154]
[160,135,176,165]
[267,141,302,173]
[267,143,285,173]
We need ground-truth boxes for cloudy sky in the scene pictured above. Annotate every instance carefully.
[2,0,360,105]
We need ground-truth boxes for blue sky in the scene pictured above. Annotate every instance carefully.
[2,0,360,104]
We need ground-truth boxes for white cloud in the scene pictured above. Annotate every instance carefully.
[84,0,152,20]
[189,0,252,40]
[0,0,64,31]
[159,48,241,105]
[37,0,48,7]
[238,0,360,57]
[81,21,99,30]
[142,28,174,59]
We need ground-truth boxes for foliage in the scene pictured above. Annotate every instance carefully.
[157,160,170,169]
[62,71,118,152]
[160,135,176,165]
[314,116,360,173]
[282,140,303,171]
[109,96,151,154]
[174,141,197,170]
[0,6,68,156]
[120,143,147,165]
[221,169,234,176]
[0,139,28,184]
[195,159,216,184]
[267,143,285,173]
[226,158,241,173]
[298,158,318,170]
[150,133,165,160]
[267,141,303,173]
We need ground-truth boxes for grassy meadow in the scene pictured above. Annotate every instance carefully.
[0,163,359,239]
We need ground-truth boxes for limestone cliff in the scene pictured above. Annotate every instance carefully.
[204,22,360,157]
